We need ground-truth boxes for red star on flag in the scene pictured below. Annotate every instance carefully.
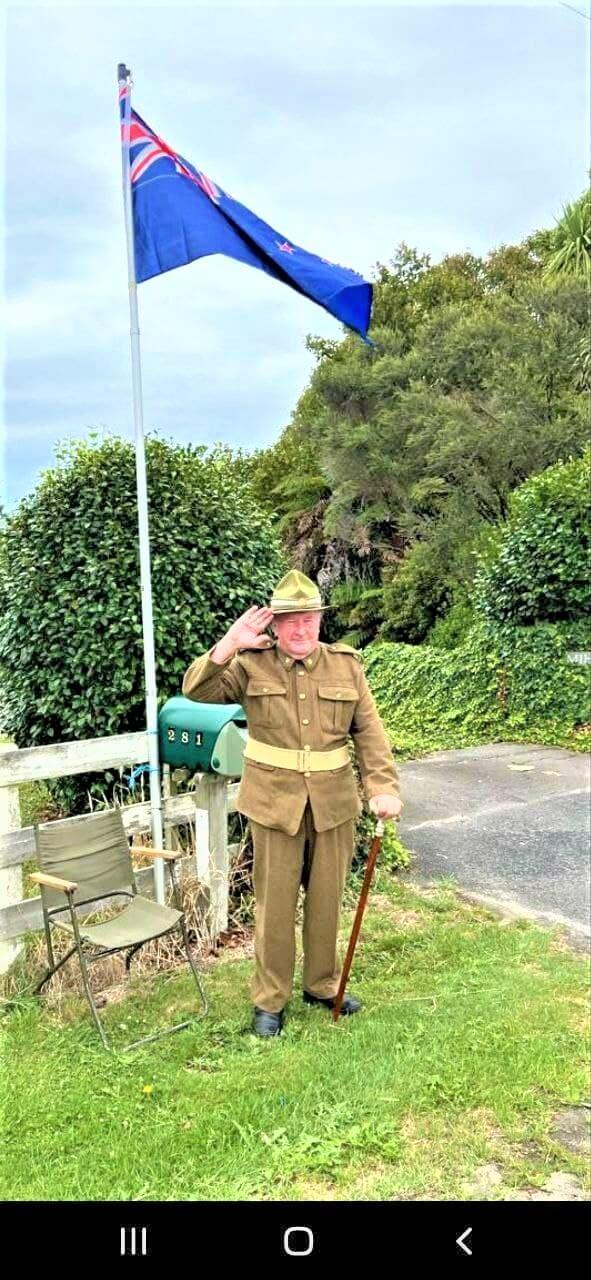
[276,240,295,254]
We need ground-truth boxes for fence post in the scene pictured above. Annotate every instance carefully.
[0,744,24,974]
[206,775,229,938]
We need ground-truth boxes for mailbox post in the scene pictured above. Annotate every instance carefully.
[205,774,230,937]
[158,698,247,939]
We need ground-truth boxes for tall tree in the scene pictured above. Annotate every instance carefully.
[249,217,589,642]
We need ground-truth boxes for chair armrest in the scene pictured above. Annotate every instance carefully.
[131,846,182,861]
[30,872,78,894]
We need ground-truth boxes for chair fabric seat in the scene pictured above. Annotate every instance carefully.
[54,894,183,949]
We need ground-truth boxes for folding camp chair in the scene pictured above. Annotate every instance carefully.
[30,807,207,1051]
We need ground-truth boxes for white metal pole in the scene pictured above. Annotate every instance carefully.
[118,63,165,903]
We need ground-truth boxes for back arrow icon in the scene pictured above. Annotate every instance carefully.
[457,1227,472,1256]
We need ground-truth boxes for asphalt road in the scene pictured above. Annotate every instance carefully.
[397,743,590,944]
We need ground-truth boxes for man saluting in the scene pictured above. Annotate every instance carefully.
[182,570,402,1037]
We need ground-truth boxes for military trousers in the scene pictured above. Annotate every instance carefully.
[249,802,355,1014]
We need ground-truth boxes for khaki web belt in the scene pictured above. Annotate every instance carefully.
[244,739,350,773]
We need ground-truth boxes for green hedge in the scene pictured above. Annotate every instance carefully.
[474,451,590,626]
[0,437,284,812]
[364,618,591,759]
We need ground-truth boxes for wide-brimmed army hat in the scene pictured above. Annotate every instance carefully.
[269,569,332,614]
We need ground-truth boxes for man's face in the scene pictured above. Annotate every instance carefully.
[272,610,322,659]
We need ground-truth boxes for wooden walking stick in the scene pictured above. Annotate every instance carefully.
[332,817,390,1022]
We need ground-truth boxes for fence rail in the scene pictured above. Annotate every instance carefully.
[0,784,240,871]
[0,734,240,966]
[0,731,151,787]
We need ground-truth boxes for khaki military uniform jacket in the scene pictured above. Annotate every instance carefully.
[182,639,400,836]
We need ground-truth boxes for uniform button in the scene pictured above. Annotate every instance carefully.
[262,687,268,692]
[297,669,304,675]
[304,771,311,777]
[307,659,313,666]
[302,718,309,725]
[299,693,306,700]
[304,743,311,750]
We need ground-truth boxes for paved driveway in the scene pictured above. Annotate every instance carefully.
[397,743,590,944]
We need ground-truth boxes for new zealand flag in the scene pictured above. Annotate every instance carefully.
[120,85,372,339]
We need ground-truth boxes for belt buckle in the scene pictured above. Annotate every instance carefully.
[297,747,311,772]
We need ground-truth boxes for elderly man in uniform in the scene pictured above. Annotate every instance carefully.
[182,569,402,1037]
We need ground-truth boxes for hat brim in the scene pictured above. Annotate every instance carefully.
[270,603,334,614]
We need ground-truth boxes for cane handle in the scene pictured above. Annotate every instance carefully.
[375,819,385,837]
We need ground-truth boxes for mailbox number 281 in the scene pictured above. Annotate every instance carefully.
[166,727,201,745]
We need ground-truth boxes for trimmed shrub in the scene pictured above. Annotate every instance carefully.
[0,436,284,811]
[474,451,591,626]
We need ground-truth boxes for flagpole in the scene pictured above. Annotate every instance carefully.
[117,63,165,904]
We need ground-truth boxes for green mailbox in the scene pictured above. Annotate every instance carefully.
[158,697,248,777]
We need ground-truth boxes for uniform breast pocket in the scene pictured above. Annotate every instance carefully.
[246,680,287,729]
[317,685,358,734]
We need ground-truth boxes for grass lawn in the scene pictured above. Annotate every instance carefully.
[2,874,589,1202]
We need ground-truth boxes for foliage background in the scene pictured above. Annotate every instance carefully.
[247,192,590,647]
[0,437,283,811]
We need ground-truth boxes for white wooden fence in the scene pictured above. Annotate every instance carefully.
[0,735,239,974]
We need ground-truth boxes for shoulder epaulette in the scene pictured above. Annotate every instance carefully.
[326,642,363,661]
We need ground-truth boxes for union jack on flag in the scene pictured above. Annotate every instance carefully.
[119,81,372,338]
[120,85,222,204]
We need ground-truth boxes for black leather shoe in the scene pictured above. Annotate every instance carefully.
[303,991,362,1016]
[253,1007,284,1037]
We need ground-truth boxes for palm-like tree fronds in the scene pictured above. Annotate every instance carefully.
[543,192,591,282]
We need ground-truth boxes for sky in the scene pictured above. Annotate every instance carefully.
[2,1,589,510]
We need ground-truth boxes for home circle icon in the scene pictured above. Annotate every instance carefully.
[283,1226,314,1256]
